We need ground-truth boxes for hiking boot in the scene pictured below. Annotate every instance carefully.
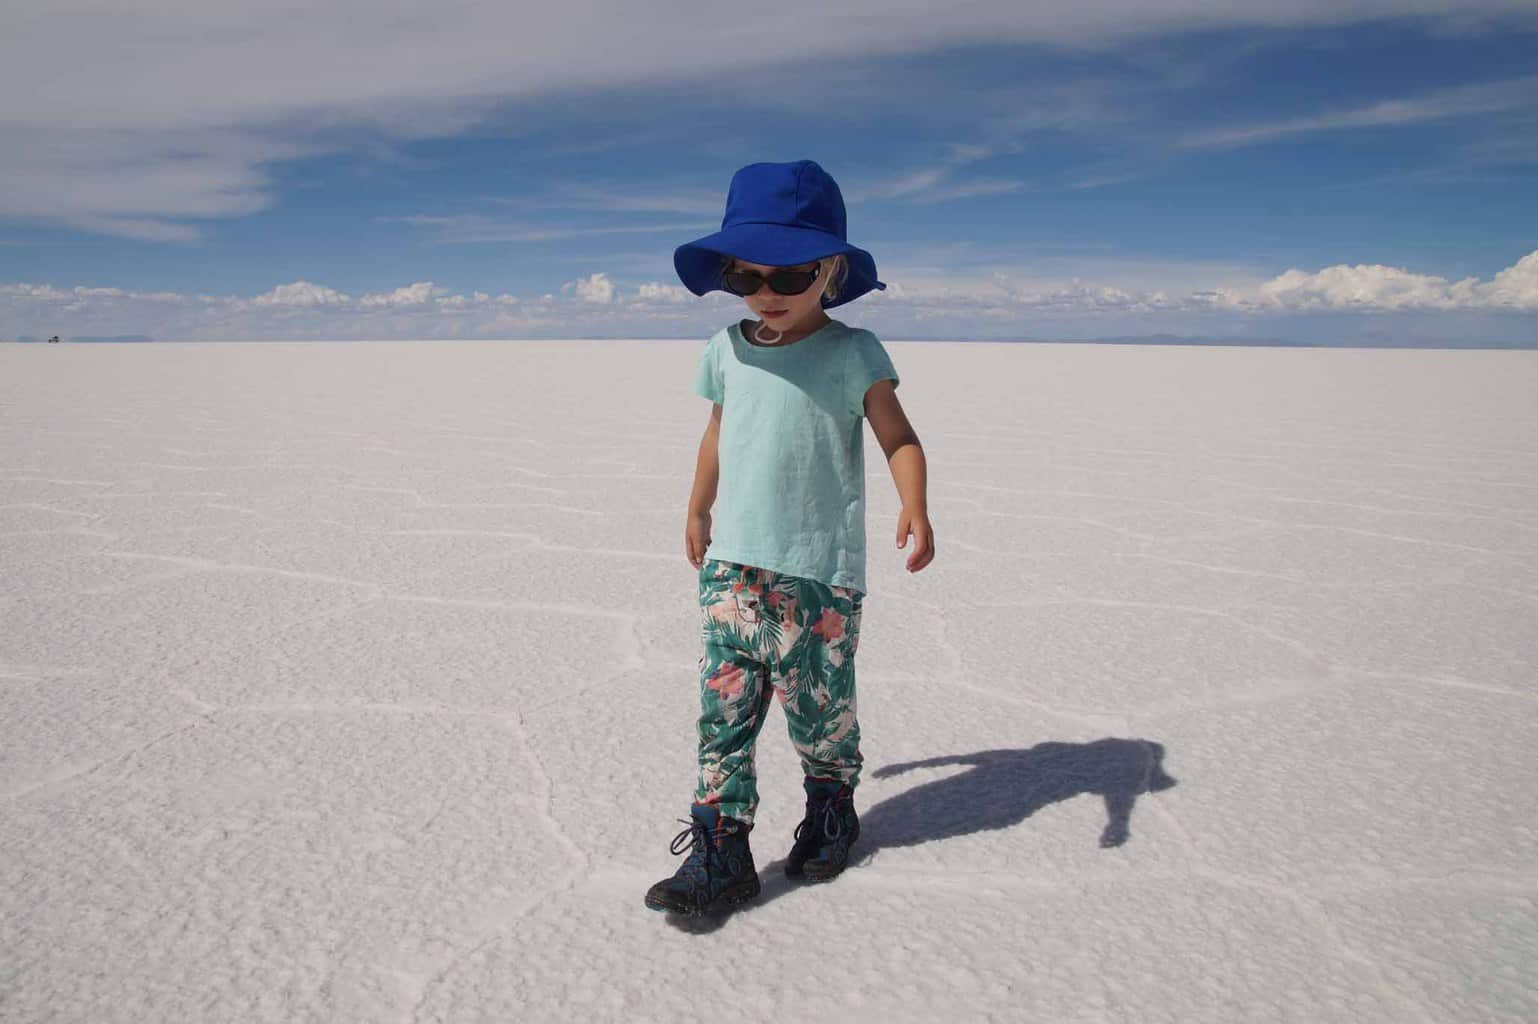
[784,776,859,882]
[644,803,761,915]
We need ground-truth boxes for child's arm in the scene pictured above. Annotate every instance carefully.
[684,403,723,567]
[689,402,722,515]
[864,381,934,574]
[864,381,925,510]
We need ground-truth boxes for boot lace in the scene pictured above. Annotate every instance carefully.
[793,792,845,844]
[670,817,727,880]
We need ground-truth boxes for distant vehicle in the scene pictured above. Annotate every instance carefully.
[48,335,60,343]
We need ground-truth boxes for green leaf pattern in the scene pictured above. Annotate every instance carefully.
[693,559,864,824]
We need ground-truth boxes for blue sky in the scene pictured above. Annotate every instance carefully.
[2,1,1536,343]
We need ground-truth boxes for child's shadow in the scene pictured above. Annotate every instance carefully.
[667,738,1175,931]
[861,738,1177,855]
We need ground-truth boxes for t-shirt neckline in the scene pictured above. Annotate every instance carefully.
[735,318,840,350]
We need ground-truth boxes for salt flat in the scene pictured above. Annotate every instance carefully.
[2,339,1536,1023]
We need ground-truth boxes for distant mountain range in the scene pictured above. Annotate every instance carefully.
[14,335,156,343]
[5,333,1533,348]
[886,334,1537,349]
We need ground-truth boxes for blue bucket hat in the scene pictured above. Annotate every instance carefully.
[674,160,884,309]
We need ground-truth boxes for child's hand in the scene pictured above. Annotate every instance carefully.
[896,506,934,573]
[685,511,713,570]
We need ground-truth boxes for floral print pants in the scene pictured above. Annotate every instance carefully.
[695,558,864,825]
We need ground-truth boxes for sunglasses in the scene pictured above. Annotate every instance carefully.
[720,262,821,297]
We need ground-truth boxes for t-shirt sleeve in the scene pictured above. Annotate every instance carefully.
[845,330,899,417]
[693,334,724,403]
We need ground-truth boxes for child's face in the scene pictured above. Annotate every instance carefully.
[727,257,828,334]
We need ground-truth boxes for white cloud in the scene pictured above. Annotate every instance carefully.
[1240,253,1538,312]
[635,282,692,303]
[1,283,73,301]
[566,273,615,304]
[252,281,352,307]
[4,250,1536,341]
[1252,265,1465,311]
[358,282,442,307]
[0,282,190,304]
[888,274,1179,315]
[1481,250,1538,309]
[1,275,564,339]
[875,250,1538,314]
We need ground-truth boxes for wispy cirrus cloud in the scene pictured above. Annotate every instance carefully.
[1064,72,1538,191]
[479,159,1030,217]
[7,1,1536,239]
[394,151,1030,247]
[0,127,316,242]
[1176,73,1538,149]
[904,179,1030,203]
[379,214,715,244]
[856,140,1030,203]
[485,185,726,215]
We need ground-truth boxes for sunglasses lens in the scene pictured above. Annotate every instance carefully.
[767,270,815,295]
[721,272,761,296]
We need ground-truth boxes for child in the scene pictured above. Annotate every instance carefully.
[645,159,934,916]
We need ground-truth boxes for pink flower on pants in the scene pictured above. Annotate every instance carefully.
[811,608,846,645]
[705,664,746,701]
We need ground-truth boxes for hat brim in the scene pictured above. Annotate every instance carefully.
[674,223,884,309]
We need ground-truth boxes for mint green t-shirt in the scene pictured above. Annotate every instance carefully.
[693,317,900,596]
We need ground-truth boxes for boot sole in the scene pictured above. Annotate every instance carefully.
[795,831,859,883]
[645,875,761,916]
